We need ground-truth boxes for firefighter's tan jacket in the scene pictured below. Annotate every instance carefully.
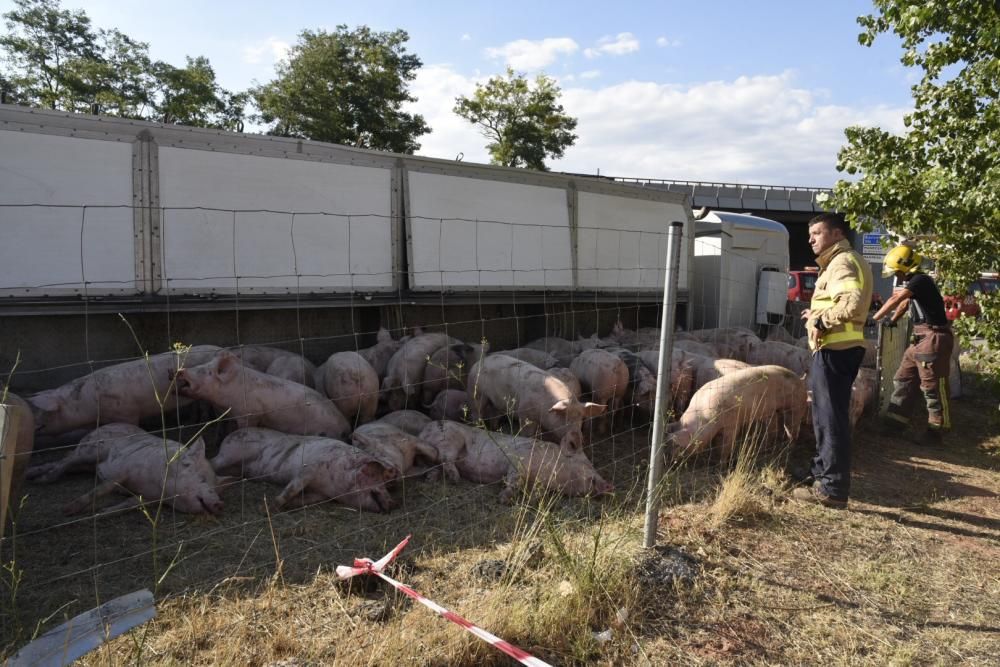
[807,239,874,352]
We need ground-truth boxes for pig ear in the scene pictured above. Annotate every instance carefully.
[548,399,571,414]
[28,391,61,414]
[377,327,392,343]
[215,352,239,378]
[186,438,206,457]
[583,402,607,417]
[613,320,624,335]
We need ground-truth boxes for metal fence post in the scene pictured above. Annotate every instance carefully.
[643,220,684,549]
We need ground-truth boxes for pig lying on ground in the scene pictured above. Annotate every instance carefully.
[27,345,221,436]
[173,351,350,438]
[467,354,605,450]
[667,365,808,459]
[315,351,379,426]
[418,420,613,503]
[377,409,432,436]
[27,423,224,516]
[359,328,405,381]
[492,348,559,370]
[570,349,629,434]
[746,340,812,376]
[211,427,395,512]
[429,389,470,422]
[350,422,440,479]
[2,393,35,522]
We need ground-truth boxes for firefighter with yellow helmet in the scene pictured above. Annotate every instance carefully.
[872,244,954,445]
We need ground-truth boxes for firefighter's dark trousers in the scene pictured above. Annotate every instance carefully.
[887,324,954,430]
[809,346,865,500]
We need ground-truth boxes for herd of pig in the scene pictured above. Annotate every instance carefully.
[4,322,878,518]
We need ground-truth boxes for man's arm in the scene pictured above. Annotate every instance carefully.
[872,287,913,321]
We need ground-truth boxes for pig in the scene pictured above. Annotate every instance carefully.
[673,339,719,358]
[606,349,658,421]
[210,427,395,512]
[636,350,697,415]
[524,337,580,366]
[746,340,812,376]
[264,355,317,389]
[570,349,629,434]
[2,392,35,523]
[315,351,379,426]
[850,367,879,429]
[381,333,460,411]
[667,365,808,459]
[27,345,221,436]
[173,351,350,438]
[26,423,224,516]
[547,367,582,400]
[226,345,316,386]
[467,354,606,450]
[350,422,440,479]
[764,325,799,346]
[358,328,404,381]
[429,389,470,422]
[689,356,752,392]
[377,410,432,436]
[418,420,613,503]
[492,348,559,370]
[685,328,760,361]
[422,345,469,405]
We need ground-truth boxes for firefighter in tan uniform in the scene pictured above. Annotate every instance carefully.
[793,214,873,509]
[872,245,953,445]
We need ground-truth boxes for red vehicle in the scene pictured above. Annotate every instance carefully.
[943,275,998,320]
[787,269,817,303]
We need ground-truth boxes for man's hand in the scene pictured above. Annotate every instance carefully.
[808,323,823,349]
[800,308,812,321]
[880,317,897,329]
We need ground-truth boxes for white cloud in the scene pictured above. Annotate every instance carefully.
[585,32,640,59]
[579,69,601,80]
[656,36,681,48]
[461,33,472,41]
[485,37,579,70]
[242,37,291,65]
[406,66,907,186]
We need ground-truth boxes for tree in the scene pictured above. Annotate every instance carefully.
[454,68,578,170]
[0,0,99,109]
[831,1,1000,345]
[253,25,429,153]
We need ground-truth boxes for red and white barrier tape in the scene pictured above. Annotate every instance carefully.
[336,535,553,667]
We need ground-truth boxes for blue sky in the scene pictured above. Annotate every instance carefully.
[1,1,917,186]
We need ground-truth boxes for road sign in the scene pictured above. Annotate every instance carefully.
[862,231,887,262]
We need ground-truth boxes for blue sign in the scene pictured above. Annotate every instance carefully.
[862,233,885,246]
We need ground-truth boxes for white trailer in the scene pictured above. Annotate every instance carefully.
[0,104,694,308]
[690,211,790,330]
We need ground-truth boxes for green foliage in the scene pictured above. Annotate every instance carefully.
[454,67,578,170]
[0,0,247,128]
[832,0,1000,346]
[253,25,429,152]
[0,0,99,110]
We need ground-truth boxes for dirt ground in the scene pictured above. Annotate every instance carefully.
[2,372,998,665]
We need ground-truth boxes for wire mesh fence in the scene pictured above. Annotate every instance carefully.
[0,200,885,664]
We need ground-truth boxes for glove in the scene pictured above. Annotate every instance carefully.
[881,317,897,329]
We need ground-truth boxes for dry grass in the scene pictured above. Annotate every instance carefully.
[3,365,999,666]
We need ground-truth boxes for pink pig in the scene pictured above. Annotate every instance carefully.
[27,423,224,516]
[315,351,379,427]
[211,427,395,512]
[418,420,613,503]
[173,350,350,438]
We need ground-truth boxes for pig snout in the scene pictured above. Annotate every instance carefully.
[171,368,194,396]
[173,489,224,515]
[559,430,583,452]
[591,475,614,496]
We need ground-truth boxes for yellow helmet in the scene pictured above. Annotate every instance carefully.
[882,245,922,278]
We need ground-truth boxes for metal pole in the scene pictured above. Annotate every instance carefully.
[643,220,684,549]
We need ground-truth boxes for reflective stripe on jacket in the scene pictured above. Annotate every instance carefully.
[808,239,874,352]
